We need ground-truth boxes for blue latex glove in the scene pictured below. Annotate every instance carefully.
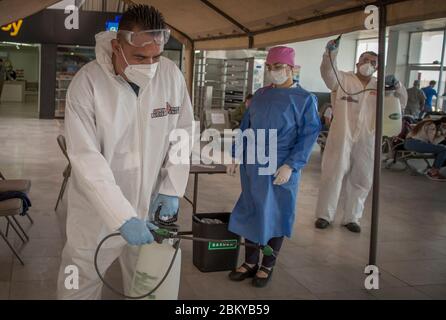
[151,194,179,220]
[119,217,154,246]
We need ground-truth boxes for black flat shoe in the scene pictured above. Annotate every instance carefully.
[228,263,259,281]
[343,222,361,233]
[252,266,273,288]
[315,218,330,229]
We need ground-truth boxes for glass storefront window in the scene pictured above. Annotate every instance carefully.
[357,38,379,56]
[408,70,440,89]
[55,45,95,118]
[409,31,444,65]
[356,38,388,64]
[408,29,446,111]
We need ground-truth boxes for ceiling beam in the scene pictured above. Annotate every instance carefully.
[166,23,194,44]
[199,0,254,47]
[253,0,410,35]
[194,0,412,44]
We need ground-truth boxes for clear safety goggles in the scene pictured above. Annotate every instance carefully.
[118,29,171,47]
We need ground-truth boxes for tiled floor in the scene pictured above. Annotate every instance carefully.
[0,101,39,119]
[0,116,445,300]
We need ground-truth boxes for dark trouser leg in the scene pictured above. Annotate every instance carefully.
[261,237,284,268]
[405,139,446,169]
[244,238,260,265]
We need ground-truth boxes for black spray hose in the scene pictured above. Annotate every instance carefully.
[94,232,181,300]
[94,229,277,299]
[327,35,376,97]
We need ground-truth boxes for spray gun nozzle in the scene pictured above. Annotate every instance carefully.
[154,228,171,237]
[152,228,172,244]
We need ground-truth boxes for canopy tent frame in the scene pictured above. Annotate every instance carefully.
[199,0,255,48]
[2,0,446,274]
[2,0,446,92]
[178,0,393,270]
[370,0,387,268]
[193,0,406,46]
[178,0,391,270]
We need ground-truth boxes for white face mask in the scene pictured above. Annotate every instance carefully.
[120,47,158,87]
[269,68,290,85]
[358,63,375,77]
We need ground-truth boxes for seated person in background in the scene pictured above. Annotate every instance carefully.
[231,94,253,128]
[396,116,417,141]
[405,80,425,118]
[405,119,446,181]
[434,117,446,145]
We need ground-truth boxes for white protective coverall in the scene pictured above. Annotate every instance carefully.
[315,50,407,225]
[57,31,194,299]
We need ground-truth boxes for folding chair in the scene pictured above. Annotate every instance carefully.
[55,135,71,211]
[0,171,33,239]
[0,198,28,265]
[383,137,434,175]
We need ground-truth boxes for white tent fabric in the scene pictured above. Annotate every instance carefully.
[2,0,446,49]
[129,0,446,50]
[1,0,446,89]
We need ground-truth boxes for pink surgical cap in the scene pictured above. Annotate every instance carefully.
[266,46,296,67]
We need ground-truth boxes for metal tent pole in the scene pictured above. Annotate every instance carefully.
[436,29,446,112]
[369,2,387,267]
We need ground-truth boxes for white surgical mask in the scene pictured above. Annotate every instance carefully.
[120,46,158,87]
[269,68,289,85]
[359,63,375,77]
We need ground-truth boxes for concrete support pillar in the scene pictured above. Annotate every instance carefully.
[39,43,57,119]
[386,30,410,86]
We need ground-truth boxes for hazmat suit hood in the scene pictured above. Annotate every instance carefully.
[95,31,118,77]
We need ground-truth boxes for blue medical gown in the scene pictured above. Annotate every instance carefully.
[229,85,321,245]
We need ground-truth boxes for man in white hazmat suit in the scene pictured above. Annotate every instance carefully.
[314,38,407,233]
[57,5,194,299]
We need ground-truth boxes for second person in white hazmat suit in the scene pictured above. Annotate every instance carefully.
[57,5,194,299]
[314,38,407,233]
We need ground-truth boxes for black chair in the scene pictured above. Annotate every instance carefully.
[0,198,28,265]
[0,173,32,265]
[0,171,33,240]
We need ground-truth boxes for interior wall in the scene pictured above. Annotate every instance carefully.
[197,20,446,98]
[386,30,411,86]
[198,34,358,94]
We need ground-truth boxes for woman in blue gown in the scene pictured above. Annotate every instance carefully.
[226,46,321,287]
